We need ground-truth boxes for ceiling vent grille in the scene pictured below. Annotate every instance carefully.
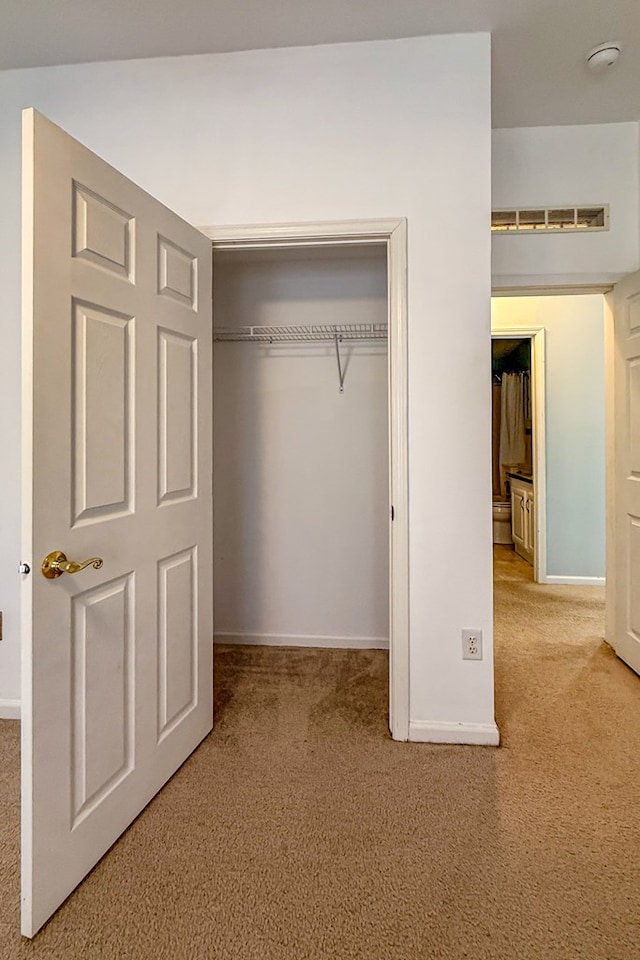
[491,205,609,234]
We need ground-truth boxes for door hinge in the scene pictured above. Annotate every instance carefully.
[391,505,395,521]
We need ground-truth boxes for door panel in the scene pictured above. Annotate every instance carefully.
[157,546,198,739]
[72,182,134,279]
[526,494,534,554]
[511,490,525,542]
[608,272,640,674]
[21,108,213,937]
[158,328,197,504]
[158,235,199,308]
[71,574,134,825]
[72,300,134,523]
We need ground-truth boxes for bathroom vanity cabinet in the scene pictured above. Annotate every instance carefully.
[510,476,534,564]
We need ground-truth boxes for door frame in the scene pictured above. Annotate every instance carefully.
[604,291,616,649]
[490,326,547,581]
[200,219,410,741]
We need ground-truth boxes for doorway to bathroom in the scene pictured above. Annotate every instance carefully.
[491,293,608,587]
[491,328,544,582]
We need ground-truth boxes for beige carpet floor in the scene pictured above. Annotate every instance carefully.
[1,548,639,958]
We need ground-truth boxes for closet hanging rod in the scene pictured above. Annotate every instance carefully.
[213,322,388,343]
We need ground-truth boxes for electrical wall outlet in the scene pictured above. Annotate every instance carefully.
[462,629,483,660]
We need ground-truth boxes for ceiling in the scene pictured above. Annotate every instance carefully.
[1,0,638,128]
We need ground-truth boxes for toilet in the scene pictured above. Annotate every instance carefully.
[492,499,512,544]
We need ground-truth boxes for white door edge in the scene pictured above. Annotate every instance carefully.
[20,107,36,936]
[201,218,410,742]
[604,292,616,649]
[490,326,547,583]
[604,271,640,674]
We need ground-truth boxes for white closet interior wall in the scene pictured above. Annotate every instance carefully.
[212,246,389,648]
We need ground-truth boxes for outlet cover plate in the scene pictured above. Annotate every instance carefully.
[462,629,483,660]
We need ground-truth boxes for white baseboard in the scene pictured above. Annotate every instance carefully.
[409,720,500,746]
[215,632,389,650]
[0,699,21,720]
[541,575,606,586]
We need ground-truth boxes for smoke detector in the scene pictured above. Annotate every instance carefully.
[586,41,622,72]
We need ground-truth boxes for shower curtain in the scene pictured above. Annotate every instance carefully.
[492,382,502,498]
[499,372,527,498]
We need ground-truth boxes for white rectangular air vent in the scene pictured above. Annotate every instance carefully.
[491,205,609,234]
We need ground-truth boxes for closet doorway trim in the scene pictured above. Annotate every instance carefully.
[201,218,410,742]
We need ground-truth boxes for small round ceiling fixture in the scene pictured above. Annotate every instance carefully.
[586,41,622,72]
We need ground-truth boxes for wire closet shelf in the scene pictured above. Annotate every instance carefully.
[213,322,388,343]
[213,323,388,393]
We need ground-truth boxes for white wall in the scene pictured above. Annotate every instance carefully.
[0,35,495,737]
[213,252,389,645]
[492,295,606,579]
[492,123,640,286]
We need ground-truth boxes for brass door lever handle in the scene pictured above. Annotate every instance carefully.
[41,551,103,580]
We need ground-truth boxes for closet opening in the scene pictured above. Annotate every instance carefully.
[205,220,409,740]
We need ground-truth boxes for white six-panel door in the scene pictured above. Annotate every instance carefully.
[21,109,213,937]
[608,270,640,676]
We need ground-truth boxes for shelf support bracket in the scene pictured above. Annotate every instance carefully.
[334,332,345,394]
